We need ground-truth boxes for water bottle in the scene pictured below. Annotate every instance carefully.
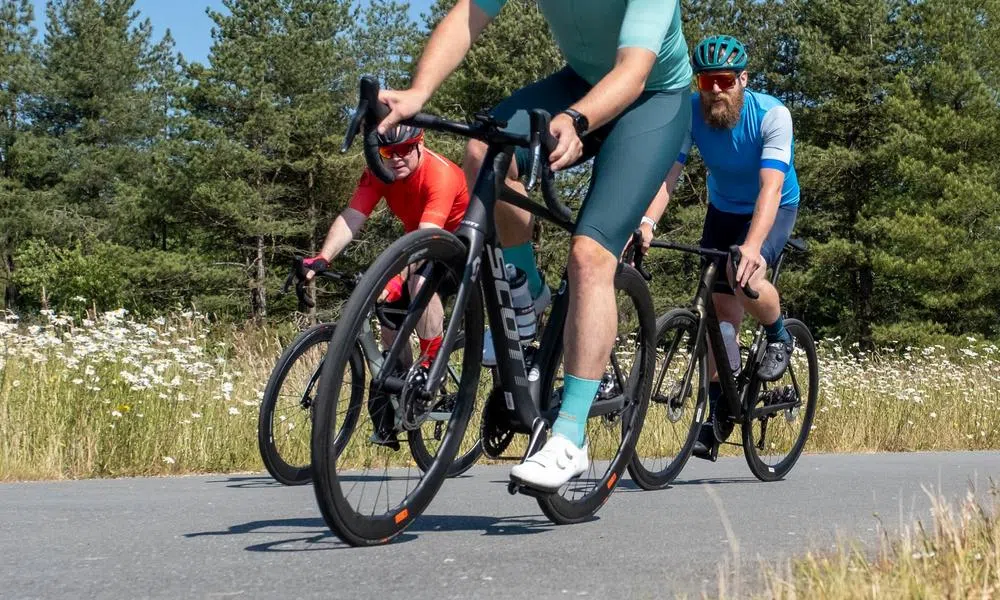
[506,263,537,343]
[719,321,742,373]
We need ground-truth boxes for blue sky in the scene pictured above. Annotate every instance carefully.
[29,0,435,64]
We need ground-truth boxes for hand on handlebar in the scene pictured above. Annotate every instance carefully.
[548,113,583,171]
[375,88,429,135]
[734,243,765,288]
[302,255,329,282]
[378,274,406,303]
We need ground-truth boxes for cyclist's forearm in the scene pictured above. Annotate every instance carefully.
[744,187,781,250]
[319,210,365,260]
[569,48,656,130]
[644,182,670,222]
[643,162,684,221]
[411,0,491,100]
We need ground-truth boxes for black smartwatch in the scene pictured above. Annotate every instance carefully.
[561,108,589,136]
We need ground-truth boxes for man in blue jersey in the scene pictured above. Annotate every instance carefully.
[638,35,800,460]
[374,0,692,489]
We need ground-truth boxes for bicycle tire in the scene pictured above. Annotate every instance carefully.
[257,323,365,485]
[310,228,483,546]
[535,264,655,524]
[741,318,818,481]
[627,308,707,490]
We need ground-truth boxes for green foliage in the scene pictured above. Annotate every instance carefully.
[11,238,240,316]
[1,0,998,346]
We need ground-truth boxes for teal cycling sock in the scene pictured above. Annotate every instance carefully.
[502,242,544,299]
[763,315,791,343]
[551,374,600,448]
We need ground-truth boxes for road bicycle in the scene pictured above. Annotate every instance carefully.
[256,257,483,485]
[309,77,656,546]
[625,237,819,488]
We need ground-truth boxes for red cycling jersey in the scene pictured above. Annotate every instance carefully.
[348,149,469,233]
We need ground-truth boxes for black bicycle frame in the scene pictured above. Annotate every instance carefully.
[429,143,574,435]
[644,238,801,425]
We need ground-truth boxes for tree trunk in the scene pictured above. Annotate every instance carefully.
[250,235,267,320]
[3,252,17,311]
[307,171,317,323]
[857,258,874,351]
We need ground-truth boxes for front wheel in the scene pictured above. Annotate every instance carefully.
[741,318,818,481]
[627,308,707,490]
[535,264,655,524]
[310,228,483,546]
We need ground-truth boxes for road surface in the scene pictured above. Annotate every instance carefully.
[3,451,998,599]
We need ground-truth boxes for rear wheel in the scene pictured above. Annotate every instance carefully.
[535,264,655,524]
[257,323,364,485]
[407,333,486,478]
[741,318,818,481]
[627,309,707,490]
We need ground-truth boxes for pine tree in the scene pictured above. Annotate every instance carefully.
[186,0,356,319]
[0,0,41,309]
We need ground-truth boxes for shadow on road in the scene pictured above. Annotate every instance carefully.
[614,476,759,492]
[184,513,556,552]
[204,476,283,489]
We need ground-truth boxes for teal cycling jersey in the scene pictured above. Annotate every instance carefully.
[679,90,800,214]
[473,0,691,91]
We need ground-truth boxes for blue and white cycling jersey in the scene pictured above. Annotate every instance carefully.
[679,90,800,215]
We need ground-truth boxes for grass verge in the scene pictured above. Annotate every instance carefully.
[725,483,1000,599]
[2,310,999,480]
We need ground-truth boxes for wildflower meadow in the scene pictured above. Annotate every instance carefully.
[1,309,998,481]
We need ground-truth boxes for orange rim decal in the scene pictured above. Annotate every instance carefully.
[394,509,409,524]
[607,472,618,489]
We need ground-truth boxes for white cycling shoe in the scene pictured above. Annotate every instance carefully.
[483,284,551,367]
[510,434,588,491]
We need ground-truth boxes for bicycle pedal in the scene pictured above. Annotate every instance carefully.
[508,477,557,497]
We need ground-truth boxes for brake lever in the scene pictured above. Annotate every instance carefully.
[526,123,543,192]
[631,229,653,282]
[295,279,316,309]
[340,99,368,153]
[280,269,296,295]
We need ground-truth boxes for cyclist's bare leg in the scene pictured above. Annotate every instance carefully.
[464,139,533,246]
[406,275,444,340]
[707,292,745,382]
[564,237,618,379]
[380,327,414,370]
[727,261,780,326]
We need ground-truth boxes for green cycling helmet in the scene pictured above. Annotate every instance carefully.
[692,35,748,73]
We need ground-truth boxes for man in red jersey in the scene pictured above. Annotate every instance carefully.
[303,124,469,448]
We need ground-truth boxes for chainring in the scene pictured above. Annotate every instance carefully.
[480,386,516,459]
[400,363,433,430]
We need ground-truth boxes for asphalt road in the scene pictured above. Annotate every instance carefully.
[3,451,999,600]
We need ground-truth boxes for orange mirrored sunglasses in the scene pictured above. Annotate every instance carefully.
[378,142,419,159]
[696,71,739,92]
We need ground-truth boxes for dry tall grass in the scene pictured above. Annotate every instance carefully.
[2,309,999,480]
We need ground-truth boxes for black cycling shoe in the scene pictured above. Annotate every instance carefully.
[691,422,717,462]
[756,337,794,382]
[367,386,400,450]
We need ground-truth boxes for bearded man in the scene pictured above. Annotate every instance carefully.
[638,35,801,460]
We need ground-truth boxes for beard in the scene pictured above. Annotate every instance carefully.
[701,90,745,129]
